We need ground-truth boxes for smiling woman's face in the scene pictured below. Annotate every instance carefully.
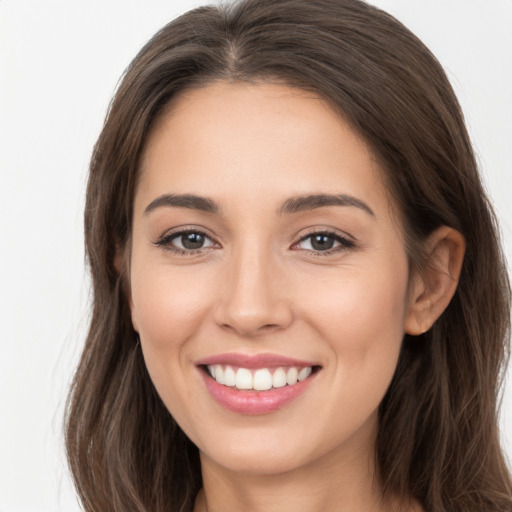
[129,81,418,476]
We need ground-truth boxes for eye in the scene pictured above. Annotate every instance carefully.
[172,231,214,250]
[294,231,355,253]
[155,229,216,253]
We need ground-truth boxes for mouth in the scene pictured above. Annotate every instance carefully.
[196,354,322,414]
[201,364,321,391]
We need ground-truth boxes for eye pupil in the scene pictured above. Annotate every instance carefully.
[311,234,334,251]
[182,232,205,249]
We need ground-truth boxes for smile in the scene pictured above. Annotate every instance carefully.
[196,354,321,414]
[206,364,314,391]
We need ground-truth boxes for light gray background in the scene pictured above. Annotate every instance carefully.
[1,1,511,511]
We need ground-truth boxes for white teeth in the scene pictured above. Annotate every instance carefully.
[272,367,287,388]
[214,364,224,383]
[235,368,253,390]
[286,367,298,385]
[298,367,312,381]
[208,364,315,390]
[253,369,273,391]
[223,366,236,387]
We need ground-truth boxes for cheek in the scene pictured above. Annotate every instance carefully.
[131,263,212,342]
[296,267,408,452]
[299,259,409,393]
[129,258,218,398]
[304,262,407,334]
[129,262,216,428]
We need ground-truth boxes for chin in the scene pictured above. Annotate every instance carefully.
[201,444,312,476]
[195,420,352,477]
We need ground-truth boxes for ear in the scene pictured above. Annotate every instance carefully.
[404,226,465,335]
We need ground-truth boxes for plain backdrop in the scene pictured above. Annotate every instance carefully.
[1,1,511,511]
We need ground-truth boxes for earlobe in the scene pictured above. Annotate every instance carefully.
[404,226,465,335]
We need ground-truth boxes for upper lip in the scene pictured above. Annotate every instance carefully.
[195,352,319,369]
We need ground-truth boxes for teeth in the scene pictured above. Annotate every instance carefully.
[214,364,224,383]
[235,368,253,390]
[298,367,312,381]
[253,369,273,391]
[208,364,314,390]
[223,366,236,387]
[286,367,298,385]
[272,368,287,388]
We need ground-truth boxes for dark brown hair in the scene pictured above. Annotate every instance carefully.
[65,1,512,510]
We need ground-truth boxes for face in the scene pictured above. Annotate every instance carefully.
[129,82,416,476]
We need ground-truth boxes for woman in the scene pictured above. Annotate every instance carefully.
[65,0,512,510]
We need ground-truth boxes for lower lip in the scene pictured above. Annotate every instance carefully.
[199,369,318,415]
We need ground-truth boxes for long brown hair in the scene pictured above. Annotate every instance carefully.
[65,1,512,510]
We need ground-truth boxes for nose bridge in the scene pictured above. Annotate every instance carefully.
[215,235,292,335]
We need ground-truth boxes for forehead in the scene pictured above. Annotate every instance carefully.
[137,81,390,218]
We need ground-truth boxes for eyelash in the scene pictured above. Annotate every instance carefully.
[154,229,218,255]
[154,228,355,256]
[293,230,355,255]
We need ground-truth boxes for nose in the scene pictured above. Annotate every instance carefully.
[213,242,293,337]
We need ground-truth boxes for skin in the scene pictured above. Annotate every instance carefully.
[128,82,464,512]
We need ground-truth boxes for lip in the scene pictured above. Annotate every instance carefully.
[196,353,321,415]
[195,352,318,369]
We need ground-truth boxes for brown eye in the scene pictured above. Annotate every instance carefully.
[156,230,216,252]
[295,231,355,253]
[310,234,335,251]
[178,232,208,250]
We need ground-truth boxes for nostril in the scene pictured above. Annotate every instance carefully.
[219,320,282,337]
[261,323,281,331]
[213,286,294,336]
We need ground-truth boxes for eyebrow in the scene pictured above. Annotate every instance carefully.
[144,192,374,217]
[279,193,374,216]
[144,193,220,215]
